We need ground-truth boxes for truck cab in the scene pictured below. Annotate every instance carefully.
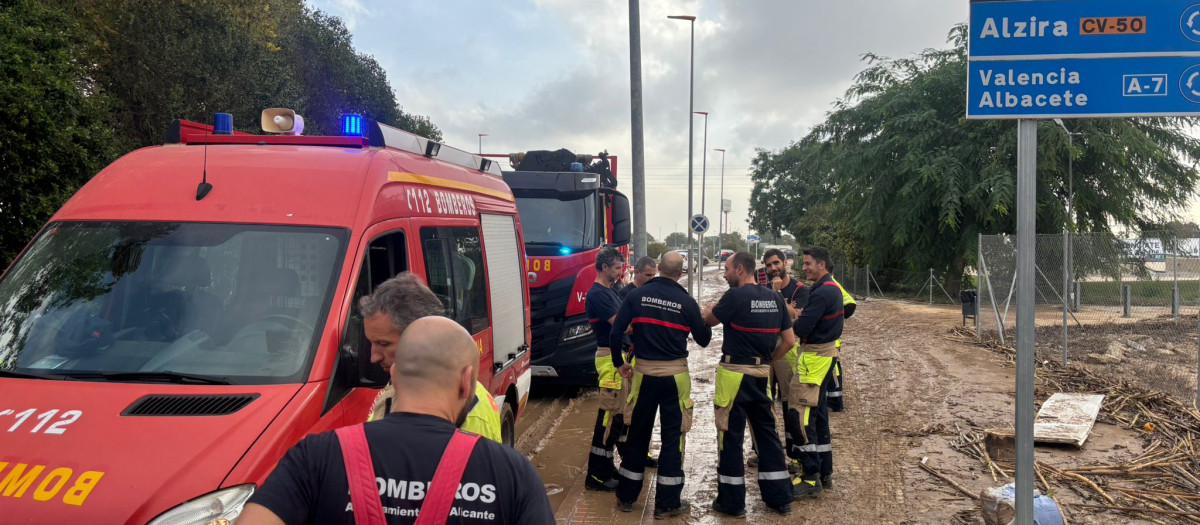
[0,112,532,523]
[498,150,630,384]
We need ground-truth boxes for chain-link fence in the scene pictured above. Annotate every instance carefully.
[978,232,1200,405]
[838,264,964,305]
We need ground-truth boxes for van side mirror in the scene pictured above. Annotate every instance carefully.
[609,191,631,246]
[356,344,390,388]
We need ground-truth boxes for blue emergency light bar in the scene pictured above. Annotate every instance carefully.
[340,114,365,137]
[559,246,572,255]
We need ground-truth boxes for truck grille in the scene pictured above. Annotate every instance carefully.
[122,394,260,416]
[528,275,575,360]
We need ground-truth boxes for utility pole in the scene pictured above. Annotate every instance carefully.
[628,0,648,259]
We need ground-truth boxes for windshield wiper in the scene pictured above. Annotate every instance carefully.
[65,371,232,385]
[0,369,73,380]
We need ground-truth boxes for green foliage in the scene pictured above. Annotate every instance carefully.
[749,24,1200,293]
[664,232,688,249]
[647,241,669,260]
[0,0,119,264]
[1,1,440,265]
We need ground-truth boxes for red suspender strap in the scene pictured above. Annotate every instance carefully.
[335,425,387,525]
[415,430,482,525]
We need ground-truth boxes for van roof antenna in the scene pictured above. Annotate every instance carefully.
[197,128,213,201]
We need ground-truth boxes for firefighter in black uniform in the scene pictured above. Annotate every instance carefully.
[616,255,662,469]
[788,246,845,497]
[609,251,710,518]
[583,247,627,491]
[753,248,807,470]
[702,252,795,516]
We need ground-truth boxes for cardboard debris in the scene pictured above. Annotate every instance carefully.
[1034,393,1105,447]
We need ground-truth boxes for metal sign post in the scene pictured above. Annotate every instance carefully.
[691,214,710,296]
[1014,119,1038,524]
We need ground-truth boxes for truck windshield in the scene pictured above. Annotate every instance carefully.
[0,222,346,385]
[515,194,600,256]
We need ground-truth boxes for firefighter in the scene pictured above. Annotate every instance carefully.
[749,248,808,470]
[787,246,845,497]
[702,252,795,516]
[584,246,628,491]
[609,251,710,518]
[362,273,502,442]
[826,274,856,413]
[617,255,662,469]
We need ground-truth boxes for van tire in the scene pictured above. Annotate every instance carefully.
[500,403,516,447]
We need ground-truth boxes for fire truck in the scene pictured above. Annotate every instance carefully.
[494,150,631,384]
[0,110,532,523]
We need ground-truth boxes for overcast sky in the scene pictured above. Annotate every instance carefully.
[305,0,1200,238]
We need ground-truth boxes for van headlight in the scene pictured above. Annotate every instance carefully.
[560,323,593,343]
[147,484,255,525]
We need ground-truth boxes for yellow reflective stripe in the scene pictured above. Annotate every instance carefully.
[830,275,856,306]
[387,171,514,202]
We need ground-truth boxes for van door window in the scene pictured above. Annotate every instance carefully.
[420,227,489,334]
[328,231,406,412]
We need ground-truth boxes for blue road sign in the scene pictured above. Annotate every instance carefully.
[970,0,1200,59]
[968,55,1200,118]
[747,234,760,243]
[968,0,1200,118]
[690,214,710,235]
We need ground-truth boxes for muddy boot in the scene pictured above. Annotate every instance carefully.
[586,475,618,491]
[654,499,690,520]
[787,459,800,475]
[617,497,634,513]
[821,474,834,489]
[710,500,746,518]
[746,454,759,468]
[767,502,792,515]
[646,454,659,469]
[792,475,823,499]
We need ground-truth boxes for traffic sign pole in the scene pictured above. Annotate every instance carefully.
[1015,119,1038,525]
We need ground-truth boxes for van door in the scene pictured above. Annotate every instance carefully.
[327,221,410,423]
[415,223,494,387]
[479,214,527,373]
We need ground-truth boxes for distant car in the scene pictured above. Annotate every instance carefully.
[719,249,734,262]
[671,249,695,272]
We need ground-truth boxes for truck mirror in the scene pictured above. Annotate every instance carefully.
[609,191,631,246]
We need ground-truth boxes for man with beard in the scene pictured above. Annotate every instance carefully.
[362,273,502,443]
[584,247,628,491]
[747,248,807,470]
[702,252,795,516]
[236,316,555,524]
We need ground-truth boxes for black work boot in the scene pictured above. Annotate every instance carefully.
[617,498,634,512]
[654,499,690,520]
[746,454,759,468]
[767,502,793,515]
[585,475,618,491]
[792,475,823,498]
[646,454,659,469]
[821,474,834,489]
[711,500,746,518]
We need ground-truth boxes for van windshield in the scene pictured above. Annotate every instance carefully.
[0,222,347,385]
[515,193,600,256]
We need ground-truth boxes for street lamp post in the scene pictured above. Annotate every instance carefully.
[695,111,709,285]
[478,133,488,154]
[669,14,697,296]
[714,148,726,242]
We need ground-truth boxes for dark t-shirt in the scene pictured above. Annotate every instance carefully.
[712,284,792,361]
[248,413,555,525]
[585,282,621,348]
[777,278,809,310]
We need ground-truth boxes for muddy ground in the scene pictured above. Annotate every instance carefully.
[515,268,1174,524]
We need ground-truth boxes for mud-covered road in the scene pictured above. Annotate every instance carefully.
[515,268,1151,524]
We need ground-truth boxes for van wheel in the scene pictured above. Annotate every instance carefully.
[500,403,516,447]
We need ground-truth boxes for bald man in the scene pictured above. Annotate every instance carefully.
[609,251,711,517]
[236,317,555,525]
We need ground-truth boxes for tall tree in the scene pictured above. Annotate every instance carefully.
[0,0,119,264]
[749,24,1200,293]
